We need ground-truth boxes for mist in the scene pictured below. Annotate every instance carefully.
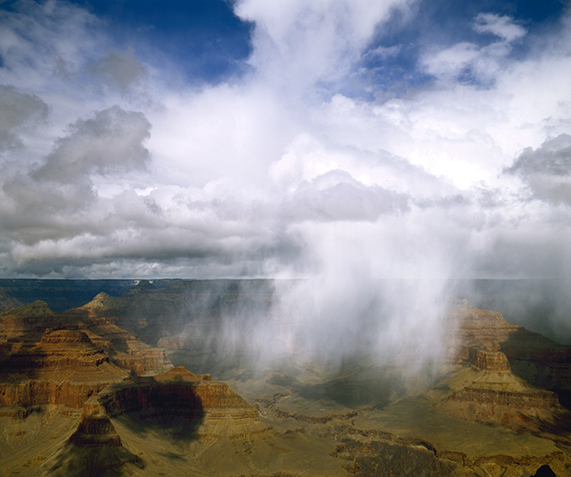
[1,0,571,377]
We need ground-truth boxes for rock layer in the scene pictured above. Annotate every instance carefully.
[0,327,128,412]
[0,301,167,414]
[446,300,571,399]
[65,294,173,376]
[2,283,571,477]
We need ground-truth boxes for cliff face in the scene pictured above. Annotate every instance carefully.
[500,326,571,401]
[94,367,257,417]
[437,380,566,434]
[446,299,568,379]
[432,301,571,433]
[0,300,172,414]
[2,284,571,477]
[467,347,511,371]
[0,301,60,342]
[0,326,128,412]
[445,299,520,356]
[65,294,173,376]
[445,386,560,410]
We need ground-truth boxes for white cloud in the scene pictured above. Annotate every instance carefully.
[506,134,571,204]
[0,0,103,89]
[2,0,571,367]
[473,13,526,42]
[421,42,480,79]
[234,0,415,92]
[88,47,149,93]
[31,106,151,184]
[361,44,402,60]
[420,13,527,83]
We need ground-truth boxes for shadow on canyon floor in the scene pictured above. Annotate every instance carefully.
[49,375,206,477]
[106,374,207,444]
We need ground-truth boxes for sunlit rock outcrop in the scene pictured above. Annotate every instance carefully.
[0,325,128,414]
[0,299,171,417]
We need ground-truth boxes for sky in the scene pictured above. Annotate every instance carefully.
[1,0,571,282]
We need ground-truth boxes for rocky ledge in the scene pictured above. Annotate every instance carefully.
[436,301,570,433]
[0,327,128,412]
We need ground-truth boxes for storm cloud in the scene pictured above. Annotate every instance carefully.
[0,0,570,286]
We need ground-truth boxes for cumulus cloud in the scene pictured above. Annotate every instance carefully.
[506,134,571,204]
[0,85,48,151]
[0,0,569,295]
[0,106,151,250]
[88,47,149,92]
[281,170,409,222]
[31,106,151,184]
[2,0,571,371]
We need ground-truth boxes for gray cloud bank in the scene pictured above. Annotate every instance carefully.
[0,86,49,151]
[506,134,571,205]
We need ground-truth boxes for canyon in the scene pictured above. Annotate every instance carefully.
[0,279,570,476]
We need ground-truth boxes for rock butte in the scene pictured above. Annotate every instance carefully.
[70,366,270,449]
[430,300,571,433]
[65,294,174,376]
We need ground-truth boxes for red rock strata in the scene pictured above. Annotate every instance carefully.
[96,366,257,419]
[0,302,131,414]
[444,299,520,360]
[0,327,128,413]
[445,386,560,410]
[447,299,571,368]
[467,346,511,371]
[437,383,567,433]
[0,300,60,342]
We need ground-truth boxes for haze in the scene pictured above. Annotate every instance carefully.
[1,0,571,358]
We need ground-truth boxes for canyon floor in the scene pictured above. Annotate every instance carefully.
[0,279,570,476]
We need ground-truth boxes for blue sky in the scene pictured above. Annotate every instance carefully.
[72,0,253,83]
[1,0,571,285]
[60,0,567,92]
